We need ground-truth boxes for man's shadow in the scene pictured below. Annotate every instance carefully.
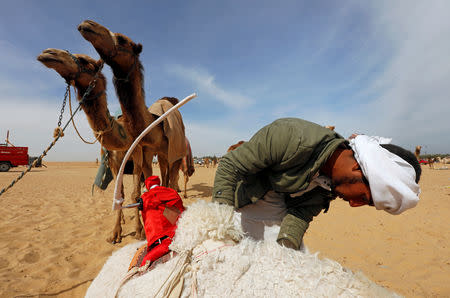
[189,183,212,198]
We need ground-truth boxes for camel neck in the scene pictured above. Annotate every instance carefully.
[113,63,155,134]
[76,85,107,125]
[75,84,131,149]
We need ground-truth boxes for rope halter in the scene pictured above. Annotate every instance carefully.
[104,44,138,83]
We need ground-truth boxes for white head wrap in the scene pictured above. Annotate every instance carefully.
[348,135,420,214]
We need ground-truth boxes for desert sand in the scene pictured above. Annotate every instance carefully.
[0,162,448,297]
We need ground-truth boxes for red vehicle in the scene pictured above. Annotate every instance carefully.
[0,144,30,172]
[419,159,428,165]
[0,131,41,172]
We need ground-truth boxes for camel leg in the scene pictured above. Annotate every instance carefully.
[168,159,182,191]
[142,146,154,178]
[130,149,145,240]
[184,172,188,198]
[107,181,124,243]
[159,156,169,187]
[107,154,125,244]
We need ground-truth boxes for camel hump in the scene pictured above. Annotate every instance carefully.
[158,97,179,106]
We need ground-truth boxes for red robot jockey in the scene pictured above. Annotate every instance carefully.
[129,175,185,268]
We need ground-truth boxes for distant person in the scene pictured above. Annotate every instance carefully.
[213,118,421,250]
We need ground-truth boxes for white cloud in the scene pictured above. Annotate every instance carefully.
[0,94,101,161]
[165,64,254,109]
[185,121,253,157]
[360,1,450,152]
[300,1,450,154]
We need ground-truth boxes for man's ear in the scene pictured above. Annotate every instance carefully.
[351,162,361,171]
[133,43,143,55]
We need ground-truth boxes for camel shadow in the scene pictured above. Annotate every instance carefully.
[189,182,213,198]
[6,169,45,173]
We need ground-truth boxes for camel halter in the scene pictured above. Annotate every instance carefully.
[105,45,138,83]
[65,51,109,144]
[113,93,197,210]
[66,50,98,82]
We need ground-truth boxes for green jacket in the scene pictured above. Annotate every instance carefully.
[212,118,347,248]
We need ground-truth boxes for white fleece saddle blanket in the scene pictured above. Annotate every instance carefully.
[86,201,401,298]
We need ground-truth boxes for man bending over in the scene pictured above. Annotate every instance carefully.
[212,118,421,250]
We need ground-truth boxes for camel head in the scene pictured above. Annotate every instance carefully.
[37,48,105,89]
[78,20,143,77]
[227,141,245,152]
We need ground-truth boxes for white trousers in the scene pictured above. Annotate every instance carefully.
[238,191,287,241]
[237,191,306,251]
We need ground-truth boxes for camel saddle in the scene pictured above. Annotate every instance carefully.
[149,99,186,165]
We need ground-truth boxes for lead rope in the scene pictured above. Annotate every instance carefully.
[0,61,104,197]
[113,239,235,297]
[114,260,152,298]
[157,250,191,298]
[68,86,98,145]
[113,250,191,298]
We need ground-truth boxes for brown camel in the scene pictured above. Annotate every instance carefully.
[415,145,422,161]
[204,157,211,168]
[227,141,245,152]
[78,20,186,191]
[37,49,146,243]
[427,157,435,169]
[148,97,186,191]
[180,137,195,198]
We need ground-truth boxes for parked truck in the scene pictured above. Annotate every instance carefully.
[0,144,29,172]
[0,131,42,172]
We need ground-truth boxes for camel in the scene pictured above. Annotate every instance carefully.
[78,20,186,191]
[415,145,422,161]
[427,157,435,169]
[204,157,211,168]
[37,49,146,243]
[180,137,195,198]
[227,140,245,152]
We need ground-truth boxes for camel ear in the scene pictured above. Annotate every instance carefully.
[133,43,143,55]
[95,59,104,72]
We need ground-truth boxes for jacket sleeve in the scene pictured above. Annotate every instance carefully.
[213,122,301,207]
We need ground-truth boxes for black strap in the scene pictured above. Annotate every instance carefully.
[148,235,169,250]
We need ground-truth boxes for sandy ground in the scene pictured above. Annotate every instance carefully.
[0,162,448,297]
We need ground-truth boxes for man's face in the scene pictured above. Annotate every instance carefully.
[331,149,373,207]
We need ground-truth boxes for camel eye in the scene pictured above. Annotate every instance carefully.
[116,35,127,45]
[78,57,88,65]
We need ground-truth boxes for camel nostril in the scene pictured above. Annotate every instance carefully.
[77,24,82,31]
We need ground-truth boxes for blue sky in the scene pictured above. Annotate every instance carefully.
[0,0,449,161]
